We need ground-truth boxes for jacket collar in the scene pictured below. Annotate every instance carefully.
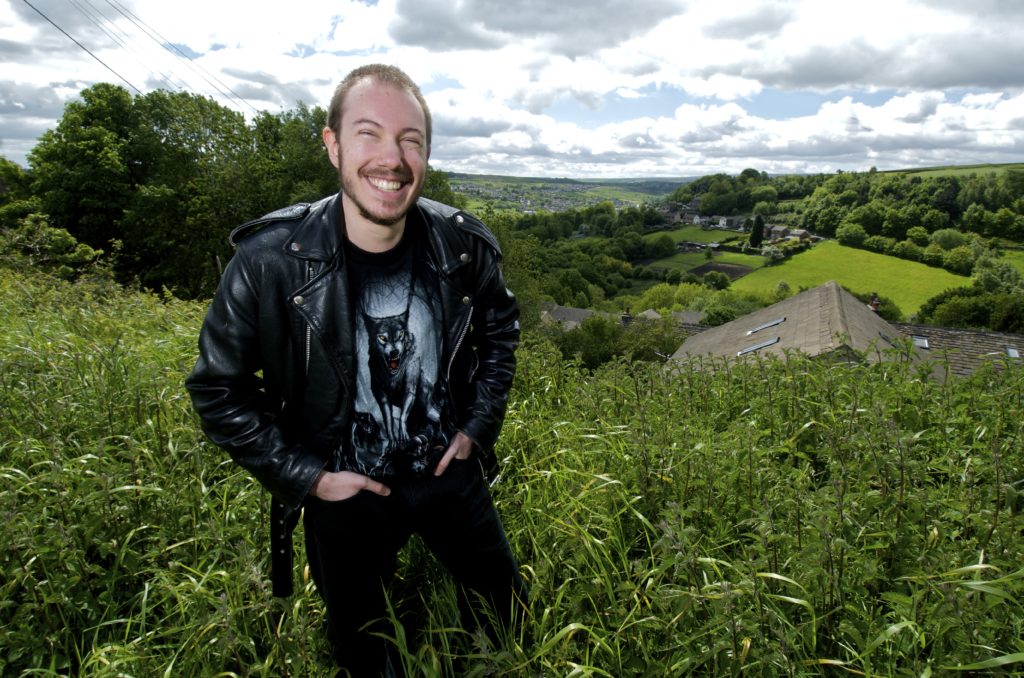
[283,192,473,277]
[283,193,343,262]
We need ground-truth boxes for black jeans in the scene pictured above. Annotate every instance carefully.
[303,457,525,675]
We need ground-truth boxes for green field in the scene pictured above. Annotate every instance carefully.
[887,162,1024,178]
[643,225,744,245]
[730,240,968,315]
[654,249,766,273]
[1001,249,1024,275]
[578,185,657,204]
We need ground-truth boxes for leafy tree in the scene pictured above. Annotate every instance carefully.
[122,90,255,297]
[700,303,738,326]
[989,293,1024,333]
[942,245,975,275]
[760,244,785,263]
[930,228,968,250]
[555,315,624,368]
[835,222,868,247]
[847,200,886,235]
[972,255,1024,293]
[644,233,675,259]
[618,317,686,362]
[961,203,993,235]
[0,156,31,204]
[774,280,792,300]
[892,239,923,262]
[748,214,765,248]
[905,225,930,247]
[0,212,103,279]
[851,290,903,322]
[922,243,945,267]
[702,271,730,290]
[422,167,467,209]
[29,83,137,250]
[863,235,897,255]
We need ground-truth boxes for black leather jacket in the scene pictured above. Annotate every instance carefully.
[186,193,519,594]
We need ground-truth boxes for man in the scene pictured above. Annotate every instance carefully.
[186,64,525,674]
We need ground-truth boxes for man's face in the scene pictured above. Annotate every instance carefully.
[325,79,429,229]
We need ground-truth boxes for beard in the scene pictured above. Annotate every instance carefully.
[338,159,421,228]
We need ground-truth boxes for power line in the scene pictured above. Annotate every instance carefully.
[22,0,141,94]
[74,0,190,94]
[104,0,261,115]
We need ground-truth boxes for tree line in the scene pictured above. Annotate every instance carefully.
[3,84,1023,345]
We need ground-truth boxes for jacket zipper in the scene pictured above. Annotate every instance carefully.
[446,303,473,388]
[304,261,314,374]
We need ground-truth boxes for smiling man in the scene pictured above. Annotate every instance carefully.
[186,64,525,674]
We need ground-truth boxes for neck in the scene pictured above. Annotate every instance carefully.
[341,196,406,253]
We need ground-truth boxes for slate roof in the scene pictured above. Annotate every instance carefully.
[670,281,927,368]
[540,304,598,330]
[671,310,705,325]
[636,309,663,321]
[892,322,1024,378]
[669,280,1024,380]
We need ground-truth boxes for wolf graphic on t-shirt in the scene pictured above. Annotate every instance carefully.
[347,251,453,478]
[363,308,420,444]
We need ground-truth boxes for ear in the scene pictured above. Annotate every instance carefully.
[323,126,340,169]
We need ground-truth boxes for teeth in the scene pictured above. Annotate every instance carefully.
[369,177,402,192]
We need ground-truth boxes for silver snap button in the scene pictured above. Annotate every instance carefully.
[460,253,470,263]
[462,296,470,305]
[456,215,464,224]
[294,295,305,306]
[290,242,301,252]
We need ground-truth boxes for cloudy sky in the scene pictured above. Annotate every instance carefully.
[2,0,1023,177]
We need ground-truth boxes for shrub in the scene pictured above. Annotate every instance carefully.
[835,221,867,246]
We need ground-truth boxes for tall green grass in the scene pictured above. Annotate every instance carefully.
[2,268,1023,676]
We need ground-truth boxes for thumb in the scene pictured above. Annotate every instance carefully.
[362,477,392,496]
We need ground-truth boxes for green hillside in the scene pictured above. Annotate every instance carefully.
[2,268,1022,676]
[642,225,743,245]
[886,162,1024,178]
[730,240,969,315]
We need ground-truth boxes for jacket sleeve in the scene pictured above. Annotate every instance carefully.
[185,247,325,509]
[457,245,520,453]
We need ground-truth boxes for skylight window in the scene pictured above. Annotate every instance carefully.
[746,317,786,336]
[1008,347,1020,358]
[737,336,780,356]
[911,335,929,349]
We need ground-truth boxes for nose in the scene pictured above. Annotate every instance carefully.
[377,136,405,168]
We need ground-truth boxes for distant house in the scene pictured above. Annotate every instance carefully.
[635,309,663,321]
[672,310,706,326]
[540,304,597,331]
[542,304,708,332]
[670,281,934,372]
[789,228,811,241]
[769,225,790,240]
[668,281,1023,380]
[891,323,1024,378]
[658,202,700,226]
[715,216,744,230]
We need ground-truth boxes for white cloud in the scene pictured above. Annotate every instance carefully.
[2,0,1023,177]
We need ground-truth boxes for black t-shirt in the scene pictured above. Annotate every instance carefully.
[341,222,455,479]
